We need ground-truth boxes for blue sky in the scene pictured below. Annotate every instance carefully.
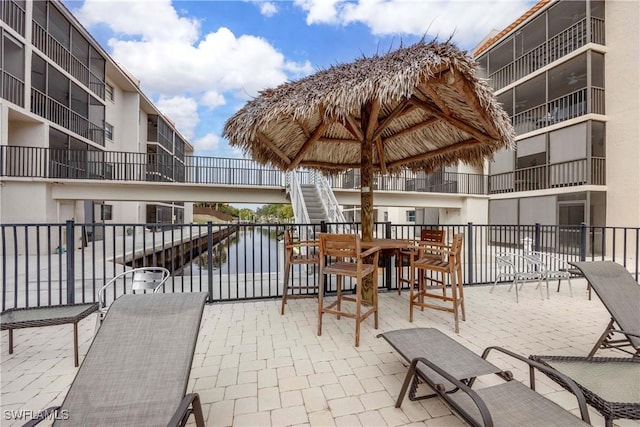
[65,0,536,159]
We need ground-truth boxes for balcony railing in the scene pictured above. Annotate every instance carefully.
[31,89,105,146]
[489,157,606,194]
[300,169,488,195]
[488,17,605,91]
[1,221,638,310]
[1,70,24,107]
[31,21,105,100]
[511,87,604,135]
[1,0,25,36]
[1,146,490,196]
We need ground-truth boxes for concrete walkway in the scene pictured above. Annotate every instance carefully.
[1,281,638,426]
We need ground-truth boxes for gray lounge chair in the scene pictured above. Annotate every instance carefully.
[96,266,171,329]
[26,292,207,426]
[379,328,591,427]
[570,261,640,356]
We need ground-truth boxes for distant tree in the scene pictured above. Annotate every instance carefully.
[256,204,294,220]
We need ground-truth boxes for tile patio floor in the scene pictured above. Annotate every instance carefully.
[1,280,638,426]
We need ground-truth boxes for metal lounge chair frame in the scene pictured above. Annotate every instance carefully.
[526,251,573,297]
[26,292,208,427]
[378,328,591,427]
[490,252,545,302]
[570,261,640,356]
[96,266,171,328]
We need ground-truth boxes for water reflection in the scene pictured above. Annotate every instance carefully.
[190,227,281,274]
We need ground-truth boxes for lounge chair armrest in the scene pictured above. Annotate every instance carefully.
[402,357,494,427]
[612,329,640,339]
[360,246,381,258]
[168,393,205,427]
[482,347,591,424]
[21,406,62,427]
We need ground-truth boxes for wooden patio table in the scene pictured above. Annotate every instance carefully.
[1,302,98,366]
[359,239,418,304]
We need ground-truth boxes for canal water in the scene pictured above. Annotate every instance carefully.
[186,226,282,274]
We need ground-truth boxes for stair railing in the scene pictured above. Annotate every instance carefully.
[310,170,351,233]
[285,171,313,241]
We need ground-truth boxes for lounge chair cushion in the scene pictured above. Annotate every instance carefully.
[54,292,207,426]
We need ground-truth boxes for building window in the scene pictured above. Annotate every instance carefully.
[105,122,113,140]
[406,210,416,222]
[105,83,114,102]
[100,204,113,221]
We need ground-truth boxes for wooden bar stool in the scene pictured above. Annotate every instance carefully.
[409,233,465,333]
[317,233,381,347]
[281,229,320,315]
[396,229,445,294]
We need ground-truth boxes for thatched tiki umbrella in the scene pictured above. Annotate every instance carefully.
[224,40,514,303]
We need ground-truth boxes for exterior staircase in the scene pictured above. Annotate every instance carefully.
[300,184,327,223]
[286,170,348,235]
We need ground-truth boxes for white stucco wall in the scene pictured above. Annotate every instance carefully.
[605,1,640,228]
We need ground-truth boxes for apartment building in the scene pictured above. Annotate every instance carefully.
[475,0,640,231]
[0,0,194,233]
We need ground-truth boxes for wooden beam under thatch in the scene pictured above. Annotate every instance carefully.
[289,121,329,170]
[372,100,416,141]
[382,117,440,143]
[344,115,364,141]
[387,138,482,169]
[451,68,500,140]
[409,96,495,144]
[419,84,451,116]
[256,131,291,165]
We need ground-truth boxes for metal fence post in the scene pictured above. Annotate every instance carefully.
[580,222,587,261]
[66,220,75,304]
[385,221,392,290]
[534,223,541,252]
[319,221,328,294]
[467,222,474,286]
[207,221,214,303]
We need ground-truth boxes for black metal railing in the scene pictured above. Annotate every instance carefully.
[31,21,105,100]
[489,157,605,194]
[2,221,638,310]
[30,89,105,146]
[1,0,25,36]
[488,17,605,91]
[511,87,604,136]
[0,146,489,195]
[1,70,24,107]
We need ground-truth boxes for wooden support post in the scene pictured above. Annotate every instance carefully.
[360,100,379,305]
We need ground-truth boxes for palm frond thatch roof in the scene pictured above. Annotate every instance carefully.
[223,40,514,175]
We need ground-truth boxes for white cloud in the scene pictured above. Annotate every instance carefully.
[294,0,342,24]
[201,91,226,110]
[259,2,278,17]
[284,60,315,78]
[156,96,199,140]
[74,0,312,154]
[193,133,220,153]
[76,0,199,43]
[294,0,534,47]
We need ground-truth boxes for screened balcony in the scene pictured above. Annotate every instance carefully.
[489,157,605,194]
[31,88,105,146]
[1,0,25,37]
[31,4,106,100]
